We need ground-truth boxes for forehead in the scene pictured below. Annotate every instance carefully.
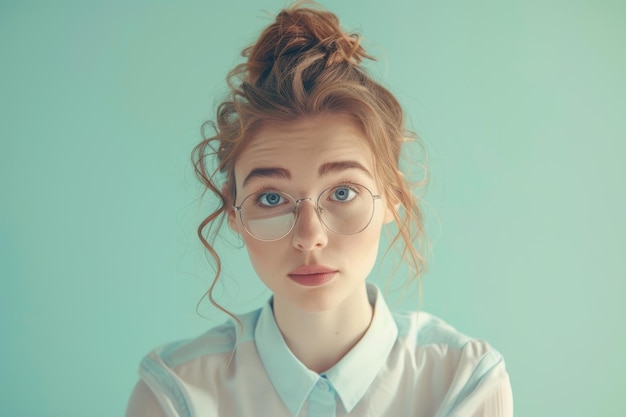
[235,115,375,183]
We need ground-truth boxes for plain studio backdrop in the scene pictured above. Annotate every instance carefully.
[1,0,624,416]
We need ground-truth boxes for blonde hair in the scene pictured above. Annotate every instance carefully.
[192,2,427,319]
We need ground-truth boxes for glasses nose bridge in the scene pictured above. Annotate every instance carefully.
[293,196,317,213]
[291,195,328,245]
[293,195,327,223]
[294,196,313,205]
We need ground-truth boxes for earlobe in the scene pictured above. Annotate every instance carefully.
[384,203,397,225]
[227,207,240,233]
[223,185,241,234]
[383,189,401,224]
[382,171,403,225]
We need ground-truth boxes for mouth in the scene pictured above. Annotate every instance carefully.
[287,265,338,287]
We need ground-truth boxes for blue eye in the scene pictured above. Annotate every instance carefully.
[258,192,285,207]
[330,186,357,202]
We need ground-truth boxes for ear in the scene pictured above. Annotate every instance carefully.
[383,201,398,225]
[223,185,241,234]
[383,170,404,224]
[227,207,240,234]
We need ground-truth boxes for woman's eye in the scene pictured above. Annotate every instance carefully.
[330,186,357,202]
[258,192,285,207]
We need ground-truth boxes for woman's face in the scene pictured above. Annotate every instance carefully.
[230,114,394,313]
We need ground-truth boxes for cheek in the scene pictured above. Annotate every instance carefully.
[240,212,386,282]
[339,221,384,274]
[361,228,383,264]
[363,212,387,261]
[241,238,281,280]
[242,238,264,263]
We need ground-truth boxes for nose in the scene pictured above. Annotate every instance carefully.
[291,199,328,251]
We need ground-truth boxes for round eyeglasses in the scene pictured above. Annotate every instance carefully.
[233,184,381,241]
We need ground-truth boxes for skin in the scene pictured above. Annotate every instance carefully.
[228,113,395,373]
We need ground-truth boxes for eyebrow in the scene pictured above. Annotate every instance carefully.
[242,167,291,187]
[318,160,373,178]
[242,160,372,187]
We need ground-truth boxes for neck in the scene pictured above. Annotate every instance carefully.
[272,284,373,374]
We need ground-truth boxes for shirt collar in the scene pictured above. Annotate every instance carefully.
[324,284,398,412]
[255,297,319,416]
[254,283,398,415]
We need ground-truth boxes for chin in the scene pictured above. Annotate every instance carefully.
[293,293,345,313]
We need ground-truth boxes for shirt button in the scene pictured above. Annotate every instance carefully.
[320,379,332,391]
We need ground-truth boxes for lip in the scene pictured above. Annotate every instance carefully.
[288,265,338,287]
[289,265,337,275]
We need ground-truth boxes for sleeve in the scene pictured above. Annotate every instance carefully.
[438,341,514,417]
[448,356,513,417]
[125,380,167,417]
[132,351,194,417]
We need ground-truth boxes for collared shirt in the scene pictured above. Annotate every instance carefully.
[136,285,513,417]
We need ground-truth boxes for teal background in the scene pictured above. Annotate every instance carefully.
[1,0,624,415]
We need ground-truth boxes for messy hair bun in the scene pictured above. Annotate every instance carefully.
[193,2,427,319]
[243,6,372,86]
[226,3,378,117]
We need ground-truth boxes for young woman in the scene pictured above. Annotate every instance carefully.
[126,3,513,416]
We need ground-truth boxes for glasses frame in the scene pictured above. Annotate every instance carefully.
[232,184,381,241]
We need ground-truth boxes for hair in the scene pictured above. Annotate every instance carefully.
[192,2,427,320]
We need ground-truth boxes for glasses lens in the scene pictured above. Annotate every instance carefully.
[239,191,296,240]
[318,184,375,235]
[238,184,377,240]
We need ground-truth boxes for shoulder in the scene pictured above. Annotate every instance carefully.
[394,310,505,375]
[394,310,501,359]
[148,308,259,367]
[392,311,512,415]
[133,309,262,416]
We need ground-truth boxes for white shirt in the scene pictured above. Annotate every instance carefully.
[127,284,513,416]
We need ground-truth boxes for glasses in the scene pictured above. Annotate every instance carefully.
[233,183,381,241]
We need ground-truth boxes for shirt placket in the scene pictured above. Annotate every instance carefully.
[306,377,337,417]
